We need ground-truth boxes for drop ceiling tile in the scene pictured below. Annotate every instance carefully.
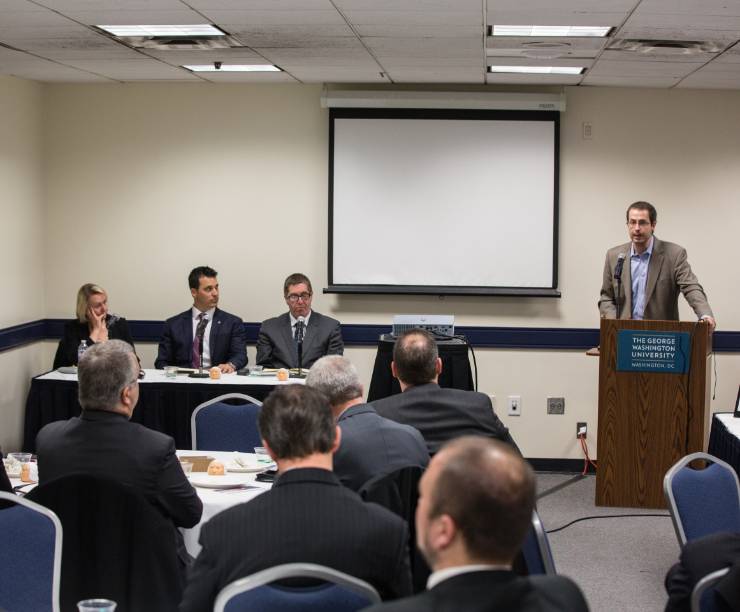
[388,68,484,83]
[676,73,740,88]
[487,10,630,27]
[600,49,719,63]
[286,67,388,82]
[622,12,740,29]
[144,48,265,66]
[59,58,197,79]
[228,25,357,47]
[337,0,481,10]
[0,24,103,41]
[378,57,484,68]
[0,10,79,27]
[61,10,207,24]
[202,9,346,26]
[188,0,336,9]
[487,0,638,11]
[365,37,481,52]
[615,26,740,44]
[343,11,482,27]
[581,74,681,87]
[634,0,740,17]
[589,58,703,77]
[357,25,481,37]
[32,0,185,10]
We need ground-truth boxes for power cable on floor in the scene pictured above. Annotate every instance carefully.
[546,513,670,534]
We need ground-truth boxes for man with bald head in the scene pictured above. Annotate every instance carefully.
[365,437,588,612]
[371,328,516,455]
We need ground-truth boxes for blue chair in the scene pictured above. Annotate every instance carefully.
[691,567,731,612]
[521,509,556,575]
[0,491,62,612]
[213,563,381,612]
[664,452,740,545]
[191,393,263,451]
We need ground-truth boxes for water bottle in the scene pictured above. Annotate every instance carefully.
[77,340,88,364]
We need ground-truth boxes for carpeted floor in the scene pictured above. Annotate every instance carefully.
[535,473,680,612]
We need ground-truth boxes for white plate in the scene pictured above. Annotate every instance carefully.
[226,460,274,473]
[189,474,250,489]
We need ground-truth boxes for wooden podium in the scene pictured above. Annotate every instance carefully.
[595,319,712,509]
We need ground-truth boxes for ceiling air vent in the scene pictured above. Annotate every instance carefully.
[608,39,723,55]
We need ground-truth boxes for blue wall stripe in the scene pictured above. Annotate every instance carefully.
[2,319,738,352]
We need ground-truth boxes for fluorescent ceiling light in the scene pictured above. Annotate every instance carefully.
[98,25,225,37]
[184,64,281,72]
[492,25,612,37]
[488,66,585,75]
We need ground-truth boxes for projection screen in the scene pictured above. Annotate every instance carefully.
[327,108,560,296]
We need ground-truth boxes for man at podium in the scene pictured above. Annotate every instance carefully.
[598,201,716,330]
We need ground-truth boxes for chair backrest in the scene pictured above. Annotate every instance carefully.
[521,509,557,575]
[359,465,428,593]
[214,563,381,612]
[26,475,183,612]
[191,393,263,451]
[691,567,731,612]
[664,452,740,545]
[0,492,62,612]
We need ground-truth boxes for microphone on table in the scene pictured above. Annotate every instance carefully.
[190,315,210,378]
[614,253,626,319]
[295,317,305,378]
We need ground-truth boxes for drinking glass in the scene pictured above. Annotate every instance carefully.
[77,599,117,611]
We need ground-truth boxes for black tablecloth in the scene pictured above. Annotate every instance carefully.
[367,336,474,402]
[23,376,279,453]
[708,413,740,475]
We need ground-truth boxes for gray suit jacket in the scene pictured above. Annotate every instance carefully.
[598,236,713,321]
[371,383,517,456]
[255,310,344,369]
[335,403,429,491]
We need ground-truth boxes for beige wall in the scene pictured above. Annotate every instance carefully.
[4,80,740,456]
[0,76,46,452]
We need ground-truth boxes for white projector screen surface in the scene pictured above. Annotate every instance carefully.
[329,110,559,296]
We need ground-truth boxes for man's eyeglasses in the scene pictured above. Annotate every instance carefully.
[286,292,312,303]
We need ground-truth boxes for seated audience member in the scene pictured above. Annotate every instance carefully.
[371,328,517,455]
[256,273,343,369]
[306,355,429,491]
[179,385,412,611]
[155,266,247,373]
[0,460,11,493]
[53,283,135,369]
[365,437,589,612]
[37,340,202,568]
[664,531,740,612]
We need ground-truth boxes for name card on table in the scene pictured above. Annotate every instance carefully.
[616,330,691,374]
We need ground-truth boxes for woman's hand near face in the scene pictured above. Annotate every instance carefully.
[87,304,109,343]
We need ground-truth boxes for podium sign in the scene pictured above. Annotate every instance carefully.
[616,330,691,374]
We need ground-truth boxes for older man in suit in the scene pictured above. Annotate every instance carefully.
[36,340,202,568]
[599,201,715,329]
[155,266,247,372]
[365,437,589,612]
[179,385,412,612]
[256,272,343,370]
[371,328,516,456]
[306,355,429,491]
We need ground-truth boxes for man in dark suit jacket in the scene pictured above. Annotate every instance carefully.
[599,201,715,329]
[256,272,343,369]
[664,531,740,612]
[365,437,588,612]
[155,266,247,372]
[371,328,516,456]
[179,385,412,612]
[306,355,429,491]
[36,340,203,567]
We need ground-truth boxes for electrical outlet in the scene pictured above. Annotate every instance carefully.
[577,422,587,439]
[508,395,521,416]
[547,397,565,415]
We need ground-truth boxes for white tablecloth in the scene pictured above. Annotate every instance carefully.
[176,450,273,556]
[37,368,304,387]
